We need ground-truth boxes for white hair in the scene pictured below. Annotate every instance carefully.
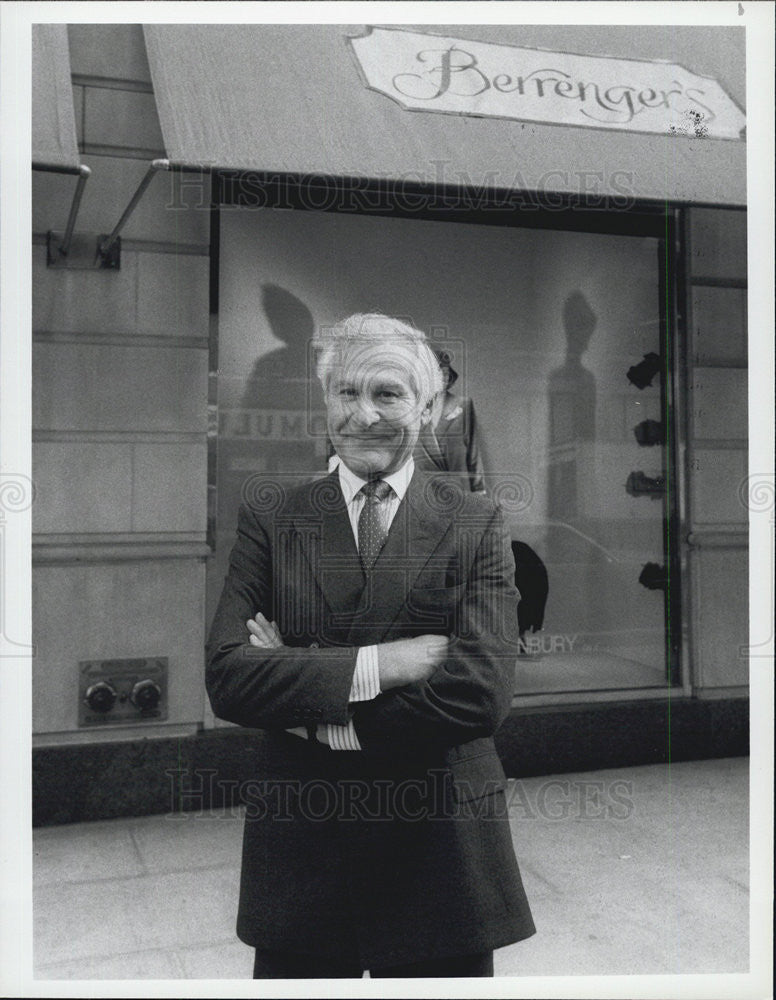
[314,313,443,405]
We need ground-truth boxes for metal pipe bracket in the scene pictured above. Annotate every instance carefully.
[46,231,121,270]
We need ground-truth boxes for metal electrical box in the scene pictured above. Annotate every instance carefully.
[78,657,168,727]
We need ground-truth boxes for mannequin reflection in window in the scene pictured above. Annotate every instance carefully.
[547,291,597,522]
[414,348,486,494]
[545,290,603,640]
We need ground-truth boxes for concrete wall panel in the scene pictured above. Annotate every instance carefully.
[33,442,133,534]
[32,559,206,734]
[691,286,747,364]
[72,84,85,145]
[67,24,152,83]
[693,547,748,688]
[32,246,138,335]
[33,342,208,433]
[692,368,748,441]
[136,254,209,338]
[689,208,747,281]
[686,207,749,698]
[132,442,207,533]
[32,21,210,743]
[33,247,209,339]
[691,448,747,527]
[83,86,164,152]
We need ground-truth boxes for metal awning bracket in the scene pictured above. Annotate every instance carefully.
[42,159,170,270]
[97,159,171,267]
[46,231,120,270]
[35,162,96,268]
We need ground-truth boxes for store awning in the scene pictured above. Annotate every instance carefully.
[144,24,746,207]
[32,24,80,172]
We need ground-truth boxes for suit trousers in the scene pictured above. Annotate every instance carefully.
[253,948,494,978]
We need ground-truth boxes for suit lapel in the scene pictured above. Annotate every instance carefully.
[292,473,364,621]
[349,471,453,644]
[293,470,454,643]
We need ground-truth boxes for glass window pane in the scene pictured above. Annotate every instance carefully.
[211,208,673,694]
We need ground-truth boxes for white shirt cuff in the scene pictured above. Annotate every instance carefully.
[287,647,380,750]
[350,645,381,702]
[327,647,380,750]
[326,720,361,751]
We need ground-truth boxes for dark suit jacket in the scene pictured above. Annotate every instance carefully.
[206,469,535,968]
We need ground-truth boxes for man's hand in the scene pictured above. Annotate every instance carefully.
[246,615,447,692]
[377,635,448,691]
[247,612,285,649]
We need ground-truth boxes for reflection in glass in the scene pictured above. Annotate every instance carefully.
[212,210,673,696]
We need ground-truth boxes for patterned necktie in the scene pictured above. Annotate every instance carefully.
[357,479,393,571]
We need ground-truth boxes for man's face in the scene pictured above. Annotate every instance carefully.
[326,340,433,479]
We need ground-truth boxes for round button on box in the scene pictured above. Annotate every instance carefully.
[130,678,162,712]
[84,681,117,714]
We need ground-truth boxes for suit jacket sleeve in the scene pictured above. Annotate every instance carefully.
[206,501,357,730]
[352,504,519,753]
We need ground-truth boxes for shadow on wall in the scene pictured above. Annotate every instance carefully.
[222,283,327,484]
[242,283,316,391]
[209,284,327,626]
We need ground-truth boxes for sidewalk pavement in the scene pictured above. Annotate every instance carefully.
[33,757,749,980]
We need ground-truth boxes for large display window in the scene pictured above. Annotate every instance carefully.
[209,202,680,698]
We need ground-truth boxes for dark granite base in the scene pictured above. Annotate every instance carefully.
[33,698,749,826]
[494,697,749,777]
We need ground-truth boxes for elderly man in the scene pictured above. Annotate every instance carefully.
[207,313,535,978]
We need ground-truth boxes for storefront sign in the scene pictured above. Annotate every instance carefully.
[219,408,328,441]
[349,27,745,140]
